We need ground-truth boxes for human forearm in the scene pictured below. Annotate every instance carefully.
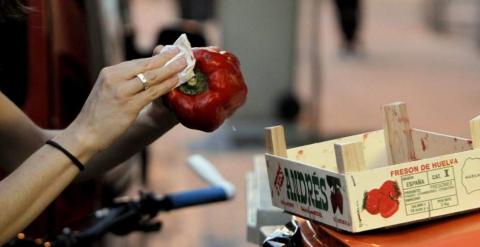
[0,126,97,245]
[75,104,178,181]
[0,93,48,173]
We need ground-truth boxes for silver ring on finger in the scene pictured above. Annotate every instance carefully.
[136,73,150,91]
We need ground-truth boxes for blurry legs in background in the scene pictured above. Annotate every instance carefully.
[333,0,362,56]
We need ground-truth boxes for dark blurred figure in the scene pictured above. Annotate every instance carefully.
[179,0,215,21]
[157,0,214,49]
[123,32,149,59]
[157,0,214,48]
[0,1,28,107]
[157,20,207,48]
[277,93,300,122]
[333,0,362,55]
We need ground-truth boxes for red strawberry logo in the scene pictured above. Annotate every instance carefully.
[363,180,400,218]
[364,189,385,215]
[379,197,399,218]
[380,180,401,200]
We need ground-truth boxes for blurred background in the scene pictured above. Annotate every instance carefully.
[1,0,480,246]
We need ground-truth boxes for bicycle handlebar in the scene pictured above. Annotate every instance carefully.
[163,186,229,210]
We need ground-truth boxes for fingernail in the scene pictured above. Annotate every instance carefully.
[161,45,179,55]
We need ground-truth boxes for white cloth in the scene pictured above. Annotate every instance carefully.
[164,34,196,87]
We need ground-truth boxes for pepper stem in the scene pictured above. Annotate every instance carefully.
[179,69,208,95]
[187,77,198,86]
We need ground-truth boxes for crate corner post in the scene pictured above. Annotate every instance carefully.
[265,125,287,157]
[470,115,480,149]
[334,141,366,173]
[382,102,416,165]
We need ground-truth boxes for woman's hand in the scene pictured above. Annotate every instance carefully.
[69,46,187,152]
[144,45,185,125]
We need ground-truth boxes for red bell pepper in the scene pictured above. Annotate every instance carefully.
[163,47,248,132]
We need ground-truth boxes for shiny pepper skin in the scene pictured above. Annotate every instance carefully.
[163,47,248,132]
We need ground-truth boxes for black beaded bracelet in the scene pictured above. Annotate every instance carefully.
[46,140,85,171]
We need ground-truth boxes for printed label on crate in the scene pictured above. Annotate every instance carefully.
[265,154,353,231]
[385,157,465,217]
[349,151,480,232]
[401,165,458,215]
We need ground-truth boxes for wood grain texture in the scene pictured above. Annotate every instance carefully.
[265,126,287,157]
[470,115,480,149]
[334,141,366,173]
[382,102,416,165]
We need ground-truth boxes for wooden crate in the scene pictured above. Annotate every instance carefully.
[264,102,480,232]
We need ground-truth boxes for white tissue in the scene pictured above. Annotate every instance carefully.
[164,34,196,87]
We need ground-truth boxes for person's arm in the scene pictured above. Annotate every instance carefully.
[0,121,96,243]
[0,45,186,244]
[0,95,178,181]
[0,46,182,181]
[73,103,179,181]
